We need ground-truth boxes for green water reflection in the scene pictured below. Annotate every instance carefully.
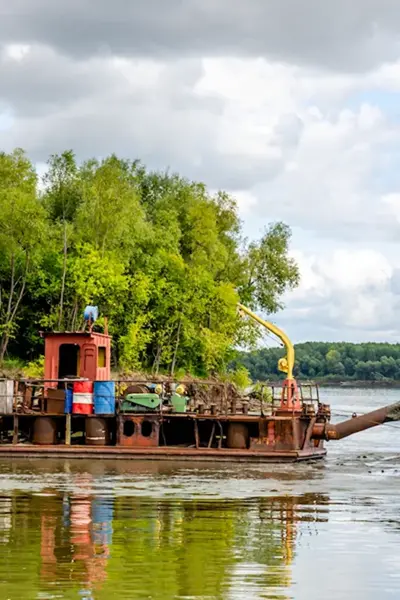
[0,471,329,600]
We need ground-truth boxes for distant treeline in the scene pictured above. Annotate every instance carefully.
[234,342,400,382]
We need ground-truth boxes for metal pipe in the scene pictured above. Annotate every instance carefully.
[312,401,400,441]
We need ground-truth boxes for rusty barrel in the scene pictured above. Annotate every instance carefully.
[85,417,110,446]
[33,417,57,445]
[226,423,249,449]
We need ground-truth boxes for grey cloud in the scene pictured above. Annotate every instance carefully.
[280,295,400,343]
[0,46,124,117]
[0,40,397,241]
[193,154,283,191]
[2,0,400,72]
[0,1,399,247]
[1,100,215,166]
[390,269,400,294]
[278,265,400,343]
[272,114,304,149]
[1,101,284,191]
[279,315,400,343]
[0,48,218,118]
[0,48,286,189]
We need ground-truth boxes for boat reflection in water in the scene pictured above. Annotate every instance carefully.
[0,469,329,599]
[39,473,113,598]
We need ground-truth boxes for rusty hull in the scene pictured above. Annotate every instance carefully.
[2,381,399,462]
[249,414,324,454]
[117,415,160,447]
[0,444,326,462]
[0,411,328,462]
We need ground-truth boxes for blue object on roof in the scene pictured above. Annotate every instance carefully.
[83,305,99,323]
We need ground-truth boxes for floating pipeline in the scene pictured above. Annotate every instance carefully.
[312,401,400,441]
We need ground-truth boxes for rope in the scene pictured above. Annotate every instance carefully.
[259,329,285,349]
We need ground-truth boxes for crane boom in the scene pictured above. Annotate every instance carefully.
[237,303,295,381]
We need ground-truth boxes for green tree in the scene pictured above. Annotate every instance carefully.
[0,150,47,360]
[42,150,81,329]
[0,149,300,376]
[239,222,299,313]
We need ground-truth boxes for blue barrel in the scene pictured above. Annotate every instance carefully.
[93,381,115,415]
[92,497,113,546]
[64,388,73,413]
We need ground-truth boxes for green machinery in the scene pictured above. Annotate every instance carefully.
[120,391,189,413]
[121,393,162,412]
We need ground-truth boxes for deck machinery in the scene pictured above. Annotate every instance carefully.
[0,304,399,462]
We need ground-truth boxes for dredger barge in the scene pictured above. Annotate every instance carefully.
[0,305,399,462]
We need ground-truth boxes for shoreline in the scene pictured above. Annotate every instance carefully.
[317,380,400,389]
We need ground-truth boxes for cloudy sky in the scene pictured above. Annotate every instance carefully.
[1,1,400,343]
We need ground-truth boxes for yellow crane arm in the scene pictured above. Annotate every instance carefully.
[237,303,295,380]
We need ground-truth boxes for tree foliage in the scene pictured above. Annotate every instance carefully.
[235,341,400,382]
[0,149,299,375]
[0,149,46,359]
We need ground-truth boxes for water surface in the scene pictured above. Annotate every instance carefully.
[1,388,400,599]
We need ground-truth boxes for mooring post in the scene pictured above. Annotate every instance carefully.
[207,421,216,448]
[12,415,19,445]
[65,413,71,445]
[194,418,199,449]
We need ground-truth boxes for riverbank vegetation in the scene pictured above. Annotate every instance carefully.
[234,342,400,384]
[0,148,299,377]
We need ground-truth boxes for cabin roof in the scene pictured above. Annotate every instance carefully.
[40,331,111,339]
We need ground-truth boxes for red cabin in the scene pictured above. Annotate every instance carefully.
[42,331,111,387]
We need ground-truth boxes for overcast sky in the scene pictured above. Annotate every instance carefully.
[1,1,400,344]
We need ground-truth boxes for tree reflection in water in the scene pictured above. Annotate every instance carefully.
[0,469,329,600]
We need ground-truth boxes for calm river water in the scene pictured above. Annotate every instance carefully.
[1,388,400,599]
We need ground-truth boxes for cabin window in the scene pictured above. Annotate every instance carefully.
[98,346,106,368]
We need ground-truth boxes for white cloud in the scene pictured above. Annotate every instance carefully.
[380,193,400,223]
[280,248,399,341]
[3,44,31,62]
[221,190,258,217]
[194,57,400,245]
